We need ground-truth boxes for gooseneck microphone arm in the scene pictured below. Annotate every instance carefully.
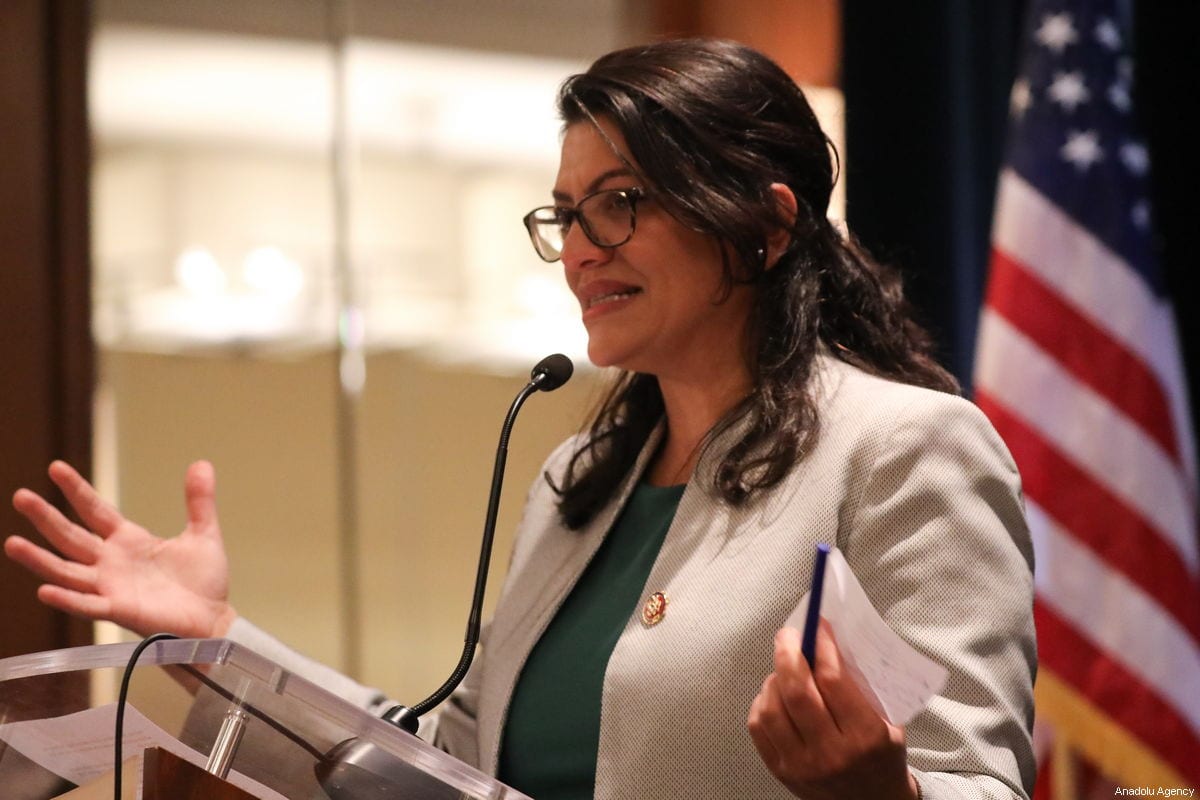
[382,354,573,734]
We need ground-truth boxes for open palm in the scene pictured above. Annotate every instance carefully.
[5,460,236,640]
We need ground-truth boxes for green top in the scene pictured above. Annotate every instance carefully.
[497,481,685,800]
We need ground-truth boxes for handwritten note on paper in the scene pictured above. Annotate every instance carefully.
[0,703,286,800]
[785,547,948,726]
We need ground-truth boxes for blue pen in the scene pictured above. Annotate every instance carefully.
[800,542,831,667]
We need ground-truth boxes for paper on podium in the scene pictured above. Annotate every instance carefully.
[0,703,285,800]
[785,546,948,726]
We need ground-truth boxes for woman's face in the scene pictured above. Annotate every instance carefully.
[555,118,756,381]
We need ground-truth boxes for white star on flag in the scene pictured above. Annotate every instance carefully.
[1119,142,1150,175]
[1048,71,1090,112]
[1094,17,1121,50]
[1131,198,1151,229]
[1108,81,1131,112]
[1061,129,1104,170]
[1036,12,1079,53]
[1010,78,1033,118]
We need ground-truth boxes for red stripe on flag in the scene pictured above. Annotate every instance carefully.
[1032,753,1053,800]
[1035,599,1200,783]
[986,247,1180,464]
[976,390,1200,641]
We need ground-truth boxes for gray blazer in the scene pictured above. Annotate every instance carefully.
[231,355,1036,799]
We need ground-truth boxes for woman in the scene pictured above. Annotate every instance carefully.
[6,39,1034,800]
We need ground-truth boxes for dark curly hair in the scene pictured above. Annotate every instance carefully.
[551,38,957,530]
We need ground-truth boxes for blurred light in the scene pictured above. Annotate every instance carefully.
[339,307,366,349]
[340,349,366,394]
[91,29,332,149]
[91,28,577,166]
[175,247,226,295]
[515,273,576,318]
[243,246,305,299]
[348,41,575,165]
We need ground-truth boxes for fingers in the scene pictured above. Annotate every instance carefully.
[47,460,125,537]
[183,461,220,535]
[750,623,913,798]
[772,626,838,742]
[4,535,98,593]
[37,583,113,621]
[748,673,805,760]
[11,488,102,564]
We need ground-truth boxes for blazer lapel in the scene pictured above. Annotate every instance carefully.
[476,424,666,772]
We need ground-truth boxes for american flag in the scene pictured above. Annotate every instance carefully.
[972,0,1200,793]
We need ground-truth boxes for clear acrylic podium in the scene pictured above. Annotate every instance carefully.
[0,638,532,799]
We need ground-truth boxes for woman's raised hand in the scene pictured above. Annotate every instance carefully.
[748,622,920,800]
[5,460,236,640]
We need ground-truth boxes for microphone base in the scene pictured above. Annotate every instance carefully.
[316,736,458,800]
[381,704,420,734]
[315,707,440,799]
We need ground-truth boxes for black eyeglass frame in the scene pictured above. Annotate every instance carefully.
[522,187,646,263]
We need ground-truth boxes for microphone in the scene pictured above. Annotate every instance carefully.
[384,353,573,731]
[530,352,573,391]
[316,354,573,796]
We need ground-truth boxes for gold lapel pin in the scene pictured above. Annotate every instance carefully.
[642,591,668,626]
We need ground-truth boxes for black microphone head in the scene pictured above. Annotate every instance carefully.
[530,353,573,391]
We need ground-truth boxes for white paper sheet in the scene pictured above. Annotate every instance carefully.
[0,703,286,800]
[785,546,949,726]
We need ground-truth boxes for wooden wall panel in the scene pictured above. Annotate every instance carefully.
[0,0,94,659]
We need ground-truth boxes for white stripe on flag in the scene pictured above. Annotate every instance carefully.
[976,309,1198,570]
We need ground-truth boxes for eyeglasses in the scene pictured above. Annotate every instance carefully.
[522,187,645,263]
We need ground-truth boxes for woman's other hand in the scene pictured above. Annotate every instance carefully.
[748,622,920,800]
[5,460,235,640]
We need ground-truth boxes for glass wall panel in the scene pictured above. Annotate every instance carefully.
[90,14,348,672]
[90,0,637,705]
